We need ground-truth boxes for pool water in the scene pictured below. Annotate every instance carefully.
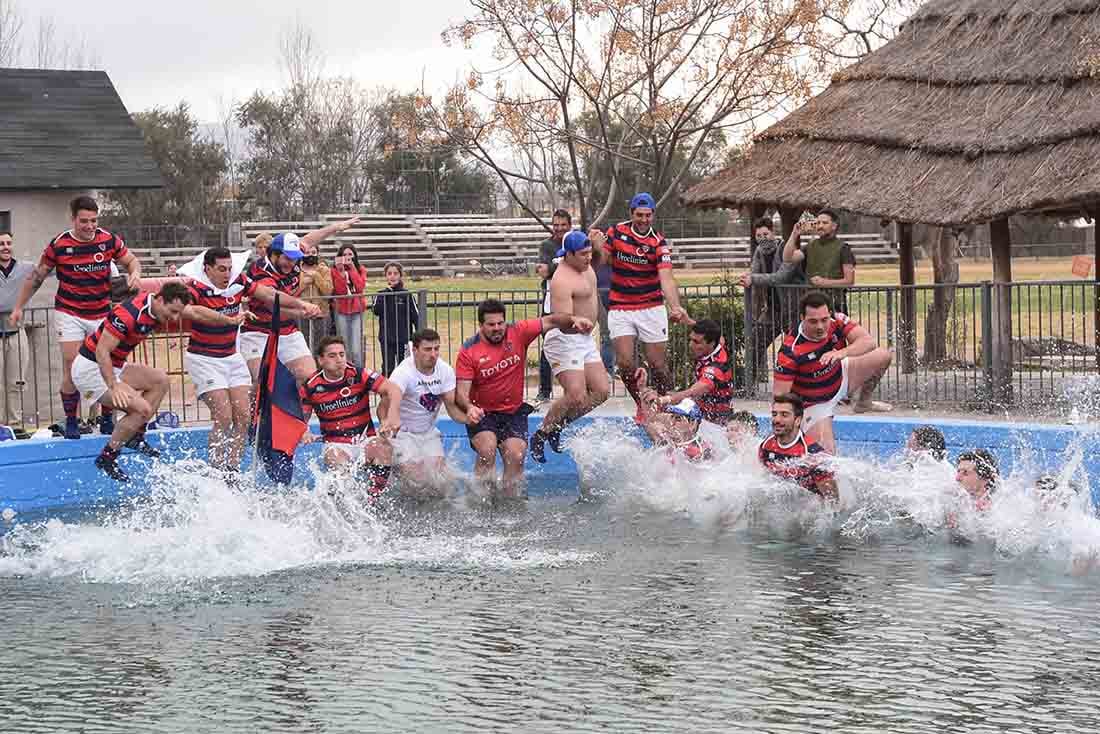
[1,416,1099,732]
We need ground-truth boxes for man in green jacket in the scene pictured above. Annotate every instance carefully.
[782,209,855,314]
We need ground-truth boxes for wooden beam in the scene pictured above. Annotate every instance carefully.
[897,222,917,374]
[989,218,1013,406]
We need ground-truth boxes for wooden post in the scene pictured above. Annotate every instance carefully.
[897,222,917,374]
[989,218,1013,405]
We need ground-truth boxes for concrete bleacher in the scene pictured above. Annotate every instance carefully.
[136,215,898,277]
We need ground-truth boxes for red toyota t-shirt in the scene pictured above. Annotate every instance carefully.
[455,318,543,413]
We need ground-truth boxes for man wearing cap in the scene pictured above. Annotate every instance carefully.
[530,230,609,463]
[238,218,360,384]
[589,192,691,423]
[636,396,714,464]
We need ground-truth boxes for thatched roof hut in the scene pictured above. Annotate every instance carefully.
[681,0,1100,226]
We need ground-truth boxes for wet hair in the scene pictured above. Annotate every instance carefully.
[384,261,404,276]
[799,291,831,316]
[477,298,507,324]
[70,195,98,217]
[1035,474,1083,495]
[772,393,804,417]
[753,217,773,232]
[817,208,838,223]
[729,410,759,432]
[691,319,721,346]
[412,328,441,347]
[552,209,572,224]
[157,281,193,305]
[203,246,233,267]
[910,425,947,461]
[317,335,346,357]
[958,449,999,482]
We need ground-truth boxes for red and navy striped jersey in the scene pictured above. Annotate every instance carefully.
[758,432,833,494]
[240,258,299,336]
[774,314,858,406]
[299,365,387,443]
[695,343,735,424]
[603,222,672,311]
[183,276,260,358]
[41,229,130,320]
[78,291,160,368]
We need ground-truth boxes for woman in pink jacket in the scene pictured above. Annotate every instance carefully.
[330,244,368,368]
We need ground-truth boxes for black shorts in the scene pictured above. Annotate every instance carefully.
[466,404,534,447]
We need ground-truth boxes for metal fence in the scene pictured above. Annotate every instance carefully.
[3,281,1097,431]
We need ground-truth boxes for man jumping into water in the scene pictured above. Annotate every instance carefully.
[455,298,592,499]
[530,230,610,463]
[590,192,691,423]
[71,283,193,482]
[773,291,893,453]
[298,336,403,499]
[758,394,837,500]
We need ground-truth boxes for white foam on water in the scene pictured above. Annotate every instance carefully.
[568,419,1100,569]
[0,459,594,584]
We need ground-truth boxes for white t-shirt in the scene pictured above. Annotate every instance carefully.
[388,357,457,434]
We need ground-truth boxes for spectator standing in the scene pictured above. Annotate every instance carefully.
[331,244,368,370]
[739,217,805,381]
[372,262,420,376]
[536,210,571,401]
[0,232,33,427]
[782,209,855,314]
[246,232,272,269]
[297,239,334,355]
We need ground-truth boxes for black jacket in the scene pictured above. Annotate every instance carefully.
[372,283,420,345]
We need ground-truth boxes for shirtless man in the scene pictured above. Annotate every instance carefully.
[530,230,610,463]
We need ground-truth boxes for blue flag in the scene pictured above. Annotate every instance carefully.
[252,294,306,483]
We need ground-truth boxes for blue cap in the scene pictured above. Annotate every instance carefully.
[269,233,304,260]
[629,192,656,211]
[555,229,591,258]
[665,398,701,421]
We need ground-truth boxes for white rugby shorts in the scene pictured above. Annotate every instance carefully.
[56,311,102,343]
[801,358,850,433]
[71,353,124,405]
[184,351,252,397]
[608,305,668,344]
[238,330,312,364]
[543,329,602,376]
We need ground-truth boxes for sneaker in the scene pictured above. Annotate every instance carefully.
[77,419,94,435]
[852,400,893,414]
[534,394,552,406]
[125,434,161,458]
[530,430,548,463]
[545,426,564,454]
[95,454,130,482]
[64,417,81,440]
[99,413,115,435]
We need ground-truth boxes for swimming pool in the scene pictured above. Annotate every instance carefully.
[1,414,1096,515]
[2,415,1099,733]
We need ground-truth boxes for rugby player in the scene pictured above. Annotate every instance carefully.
[589,192,691,423]
[71,283,193,482]
[955,449,998,511]
[757,394,838,499]
[298,336,403,499]
[530,230,610,463]
[455,298,592,498]
[387,328,484,495]
[178,246,311,474]
[238,218,360,384]
[8,196,143,439]
[646,319,735,451]
[773,291,893,453]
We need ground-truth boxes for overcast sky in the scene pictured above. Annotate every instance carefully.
[27,0,475,120]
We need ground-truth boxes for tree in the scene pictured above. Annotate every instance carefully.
[107,103,229,225]
[433,0,888,229]
[0,0,22,66]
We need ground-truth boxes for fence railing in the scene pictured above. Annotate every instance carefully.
[2,281,1097,431]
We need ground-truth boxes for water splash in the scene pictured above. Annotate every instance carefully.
[0,459,594,584]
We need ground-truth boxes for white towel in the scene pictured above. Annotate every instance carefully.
[175,249,251,297]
